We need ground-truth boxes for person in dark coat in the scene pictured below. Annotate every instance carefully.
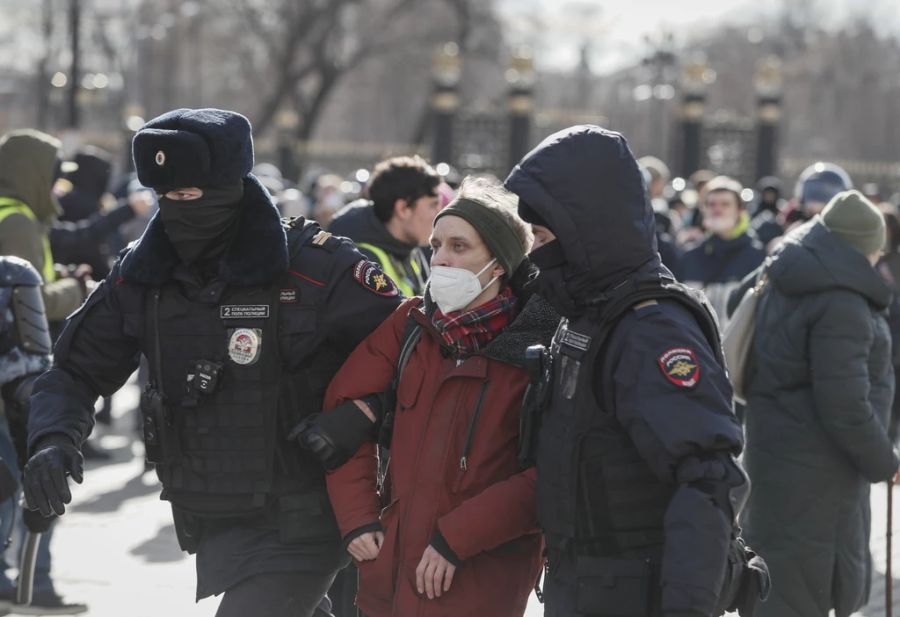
[676,176,766,327]
[504,126,750,617]
[750,176,785,247]
[58,147,111,223]
[21,108,403,617]
[53,147,151,280]
[878,209,900,441]
[742,190,900,617]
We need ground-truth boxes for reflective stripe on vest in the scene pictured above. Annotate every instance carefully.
[357,242,420,297]
[0,198,55,283]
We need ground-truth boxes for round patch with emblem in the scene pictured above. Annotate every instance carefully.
[228,328,261,365]
[658,347,701,388]
[352,260,399,297]
[155,150,166,166]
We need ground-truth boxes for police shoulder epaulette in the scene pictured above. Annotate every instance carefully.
[311,231,332,246]
[306,230,346,253]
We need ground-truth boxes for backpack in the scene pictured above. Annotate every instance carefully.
[722,267,769,405]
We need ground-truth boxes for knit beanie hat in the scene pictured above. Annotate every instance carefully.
[434,178,531,277]
[821,190,885,256]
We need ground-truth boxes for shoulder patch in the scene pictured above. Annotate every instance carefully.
[658,347,701,388]
[352,260,399,297]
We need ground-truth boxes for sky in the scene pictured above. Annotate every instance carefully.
[497,0,900,74]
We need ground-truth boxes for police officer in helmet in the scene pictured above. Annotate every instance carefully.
[505,125,767,617]
[21,108,402,616]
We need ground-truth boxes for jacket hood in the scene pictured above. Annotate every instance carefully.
[329,199,416,257]
[65,150,112,199]
[504,125,659,292]
[0,130,63,222]
[119,174,288,286]
[768,217,890,308]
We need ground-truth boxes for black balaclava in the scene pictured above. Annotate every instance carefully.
[519,195,585,318]
[158,183,244,266]
[528,239,583,318]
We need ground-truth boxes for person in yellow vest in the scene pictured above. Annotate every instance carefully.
[329,156,441,297]
[0,130,88,321]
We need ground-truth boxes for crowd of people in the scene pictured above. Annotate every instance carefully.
[0,107,894,617]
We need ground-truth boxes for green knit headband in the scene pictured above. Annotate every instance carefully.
[434,197,526,276]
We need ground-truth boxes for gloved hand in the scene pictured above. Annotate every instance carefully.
[22,505,56,533]
[23,434,83,518]
[289,400,378,471]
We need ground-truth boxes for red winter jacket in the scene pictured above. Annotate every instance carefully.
[325,295,555,617]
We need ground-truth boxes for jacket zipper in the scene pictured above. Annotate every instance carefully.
[459,380,490,470]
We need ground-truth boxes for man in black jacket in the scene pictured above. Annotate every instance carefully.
[21,108,401,617]
[505,126,753,617]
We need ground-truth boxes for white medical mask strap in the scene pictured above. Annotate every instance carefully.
[475,258,497,278]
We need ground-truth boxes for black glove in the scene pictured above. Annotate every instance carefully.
[289,400,378,470]
[23,434,83,518]
[22,506,56,533]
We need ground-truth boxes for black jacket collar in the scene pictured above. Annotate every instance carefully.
[119,175,288,287]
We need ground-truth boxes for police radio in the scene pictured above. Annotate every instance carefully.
[142,289,181,464]
[518,344,552,469]
[140,385,167,463]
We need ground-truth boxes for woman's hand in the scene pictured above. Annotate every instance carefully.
[415,545,456,599]
[347,531,384,562]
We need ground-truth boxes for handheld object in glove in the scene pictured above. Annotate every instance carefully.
[23,434,83,518]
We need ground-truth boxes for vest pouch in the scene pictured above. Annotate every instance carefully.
[576,436,671,552]
[276,491,340,544]
[575,556,652,617]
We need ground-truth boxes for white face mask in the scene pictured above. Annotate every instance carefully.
[704,214,738,235]
[429,258,499,313]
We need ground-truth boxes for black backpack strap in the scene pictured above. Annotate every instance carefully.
[377,306,423,450]
[376,304,424,497]
[396,318,423,386]
[590,277,724,369]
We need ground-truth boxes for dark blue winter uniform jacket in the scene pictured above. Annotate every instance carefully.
[505,125,745,617]
[27,176,402,599]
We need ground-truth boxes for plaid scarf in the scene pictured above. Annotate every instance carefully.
[431,287,519,359]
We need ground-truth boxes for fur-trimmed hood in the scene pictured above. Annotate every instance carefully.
[118,175,288,287]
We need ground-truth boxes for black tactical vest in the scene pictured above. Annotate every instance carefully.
[536,276,722,558]
[135,220,360,517]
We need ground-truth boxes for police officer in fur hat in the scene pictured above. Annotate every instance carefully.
[21,108,403,617]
